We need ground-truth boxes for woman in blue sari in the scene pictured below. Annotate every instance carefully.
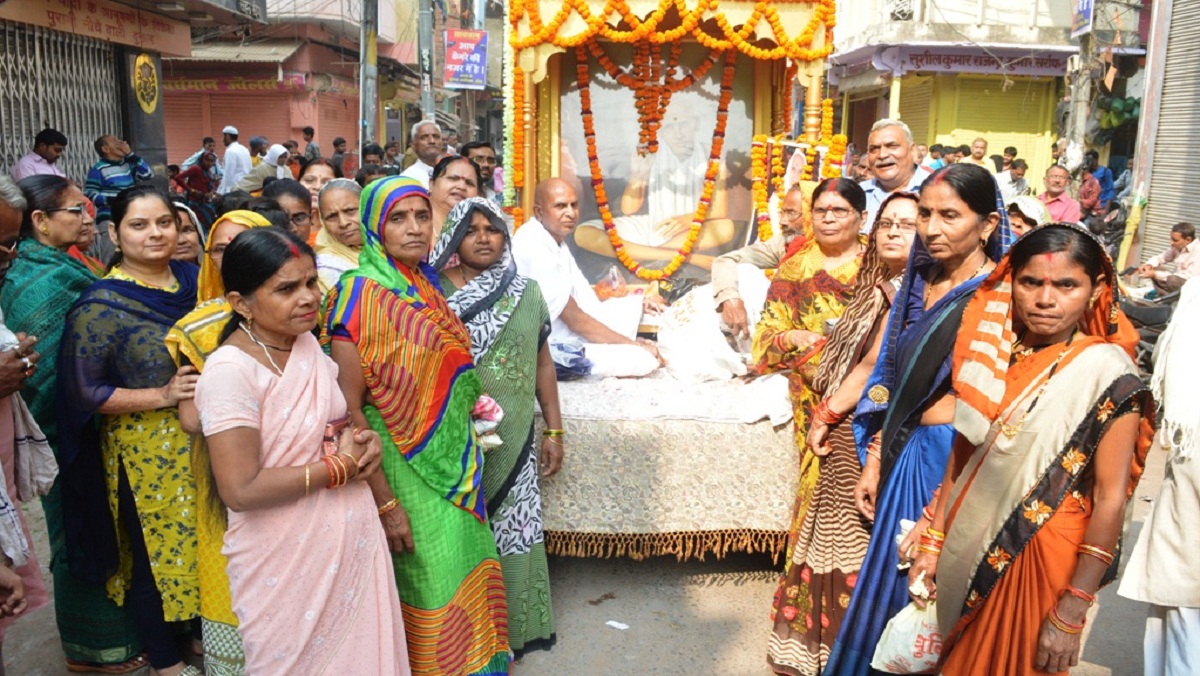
[825,163,1014,675]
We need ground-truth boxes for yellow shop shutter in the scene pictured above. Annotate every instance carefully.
[898,77,933,146]
[951,76,1056,178]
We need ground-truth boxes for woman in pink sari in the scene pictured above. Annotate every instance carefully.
[192,227,410,675]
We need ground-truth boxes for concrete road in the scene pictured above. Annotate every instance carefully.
[6,448,1165,675]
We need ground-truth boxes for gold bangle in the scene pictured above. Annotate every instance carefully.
[378,498,400,516]
[305,463,311,496]
[340,453,358,480]
[546,437,564,445]
[542,429,565,437]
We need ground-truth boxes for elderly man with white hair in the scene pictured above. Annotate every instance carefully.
[399,120,445,188]
[859,118,930,226]
[0,175,58,645]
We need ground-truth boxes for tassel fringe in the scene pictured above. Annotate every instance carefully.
[545,529,787,563]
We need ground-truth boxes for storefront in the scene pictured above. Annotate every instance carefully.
[162,42,362,168]
[1136,0,1200,262]
[0,1,191,181]
[830,45,1066,179]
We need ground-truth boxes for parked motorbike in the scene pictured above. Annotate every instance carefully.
[1119,268,1179,375]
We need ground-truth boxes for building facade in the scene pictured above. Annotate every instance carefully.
[829,0,1075,179]
[0,0,263,182]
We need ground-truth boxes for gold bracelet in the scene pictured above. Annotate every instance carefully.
[542,429,565,437]
[546,437,564,446]
[378,498,400,516]
[305,463,311,496]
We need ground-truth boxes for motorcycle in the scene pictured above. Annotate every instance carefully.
[1119,267,1179,375]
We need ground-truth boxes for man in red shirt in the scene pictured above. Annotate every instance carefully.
[1038,164,1082,223]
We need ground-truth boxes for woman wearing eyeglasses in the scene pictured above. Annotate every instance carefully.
[1,175,148,673]
[754,178,868,447]
[768,191,917,675]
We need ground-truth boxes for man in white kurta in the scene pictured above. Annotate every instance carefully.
[1118,277,1200,676]
[512,178,662,371]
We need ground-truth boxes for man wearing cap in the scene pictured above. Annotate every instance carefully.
[219,125,252,194]
[234,144,290,194]
[1006,195,1051,236]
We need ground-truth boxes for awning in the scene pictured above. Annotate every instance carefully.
[164,40,303,63]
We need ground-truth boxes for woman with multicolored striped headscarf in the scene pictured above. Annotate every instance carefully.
[323,177,511,676]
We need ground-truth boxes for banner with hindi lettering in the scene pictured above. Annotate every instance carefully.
[444,29,488,90]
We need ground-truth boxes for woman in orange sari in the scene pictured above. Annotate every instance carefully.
[907,222,1155,675]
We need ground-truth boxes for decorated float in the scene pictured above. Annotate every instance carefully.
[504,0,845,561]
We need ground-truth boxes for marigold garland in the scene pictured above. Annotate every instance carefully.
[511,0,836,62]
[576,45,737,280]
[778,61,797,135]
[770,134,786,195]
[751,135,771,241]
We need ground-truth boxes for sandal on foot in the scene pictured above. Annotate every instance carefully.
[65,654,149,674]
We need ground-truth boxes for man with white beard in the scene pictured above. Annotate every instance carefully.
[711,185,808,340]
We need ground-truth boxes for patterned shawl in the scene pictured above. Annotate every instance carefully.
[195,210,272,303]
[939,222,1153,633]
[324,177,486,522]
[0,238,99,443]
[812,191,917,395]
[429,197,527,360]
[953,221,1141,445]
[854,175,1016,484]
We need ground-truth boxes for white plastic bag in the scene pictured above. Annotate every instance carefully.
[870,600,942,674]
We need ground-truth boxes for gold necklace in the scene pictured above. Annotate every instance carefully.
[924,256,990,304]
[998,332,1077,439]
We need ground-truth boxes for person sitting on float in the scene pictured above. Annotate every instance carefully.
[512,178,664,370]
[712,184,809,340]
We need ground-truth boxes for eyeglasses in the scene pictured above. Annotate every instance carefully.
[289,212,312,225]
[44,206,86,217]
[780,209,802,221]
[878,219,918,233]
[813,206,853,219]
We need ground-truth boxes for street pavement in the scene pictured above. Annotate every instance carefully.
[6,448,1165,674]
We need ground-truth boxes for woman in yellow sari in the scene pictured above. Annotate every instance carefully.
[165,209,273,675]
[754,178,867,441]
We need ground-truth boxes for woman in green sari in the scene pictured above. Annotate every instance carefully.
[0,175,145,673]
[432,197,563,656]
[324,177,510,675]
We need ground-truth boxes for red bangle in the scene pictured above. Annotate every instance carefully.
[922,506,935,522]
[322,455,338,489]
[813,398,848,426]
[774,331,791,352]
[1051,604,1086,631]
[1063,585,1096,606]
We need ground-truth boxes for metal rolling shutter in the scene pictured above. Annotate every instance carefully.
[318,94,361,173]
[898,77,932,145]
[163,93,206,165]
[0,21,122,184]
[1142,2,1200,262]
[207,93,295,154]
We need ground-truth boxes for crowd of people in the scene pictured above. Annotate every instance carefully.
[0,110,1190,676]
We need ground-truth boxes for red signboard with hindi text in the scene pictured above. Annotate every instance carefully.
[444,29,488,90]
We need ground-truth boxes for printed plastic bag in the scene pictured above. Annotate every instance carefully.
[594,264,628,301]
[870,600,942,674]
